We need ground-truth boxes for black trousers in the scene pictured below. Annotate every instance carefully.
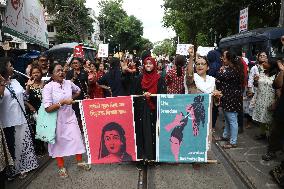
[134,102,156,160]
[268,118,284,153]
[238,111,244,130]
[0,171,5,189]
[212,104,219,128]
[3,127,15,160]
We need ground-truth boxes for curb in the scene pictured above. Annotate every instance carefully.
[6,155,52,189]
[214,141,257,189]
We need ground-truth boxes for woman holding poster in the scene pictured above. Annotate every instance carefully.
[183,48,222,168]
[132,56,166,161]
[185,47,217,94]
[42,63,91,178]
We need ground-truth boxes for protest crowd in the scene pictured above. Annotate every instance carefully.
[0,35,284,188]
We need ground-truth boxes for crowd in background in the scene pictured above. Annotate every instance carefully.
[0,36,283,186]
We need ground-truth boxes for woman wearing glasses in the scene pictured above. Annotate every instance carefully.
[184,48,222,169]
[185,47,220,96]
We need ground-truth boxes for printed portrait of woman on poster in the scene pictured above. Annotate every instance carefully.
[98,122,133,163]
[80,96,137,164]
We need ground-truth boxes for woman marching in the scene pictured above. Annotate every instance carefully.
[0,57,39,180]
[42,63,91,178]
[184,47,222,169]
[131,56,166,161]
[165,55,186,94]
[97,57,128,97]
[215,50,244,149]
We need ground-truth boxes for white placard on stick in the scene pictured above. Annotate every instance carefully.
[176,44,193,56]
[98,44,109,58]
[196,46,215,57]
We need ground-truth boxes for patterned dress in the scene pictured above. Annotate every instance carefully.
[0,127,13,172]
[216,67,243,113]
[165,68,185,94]
[0,79,39,177]
[95,71,105,98]
[252,72,276,124]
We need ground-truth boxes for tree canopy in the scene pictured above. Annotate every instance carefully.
[163,0,281,46]
[98,0,152,53]
[152,39,176,56]
[41,0,94,43]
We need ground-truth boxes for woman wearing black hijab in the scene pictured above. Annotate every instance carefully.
[97,57,128,97]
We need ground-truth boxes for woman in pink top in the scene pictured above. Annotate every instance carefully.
[42,63,91,178]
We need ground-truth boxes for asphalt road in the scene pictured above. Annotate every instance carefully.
[21,144,247,189]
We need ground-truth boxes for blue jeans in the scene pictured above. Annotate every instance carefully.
[222,111,238,145]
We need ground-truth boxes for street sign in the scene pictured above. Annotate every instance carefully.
[239,7,248,33]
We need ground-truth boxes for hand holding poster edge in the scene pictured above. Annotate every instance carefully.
[78,94,215,164]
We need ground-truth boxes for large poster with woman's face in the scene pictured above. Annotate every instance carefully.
[80,96,136,164]
[157,94,211,163]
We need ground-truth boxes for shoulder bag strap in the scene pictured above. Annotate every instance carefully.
[5,85,33,133]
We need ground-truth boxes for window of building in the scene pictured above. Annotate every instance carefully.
[47,25,55,32]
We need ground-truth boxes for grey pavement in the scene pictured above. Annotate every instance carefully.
[7,117,283,189]
[25,152,240,189]
[214,120,283,189]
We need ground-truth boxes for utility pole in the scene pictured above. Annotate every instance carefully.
[279,0,284,27]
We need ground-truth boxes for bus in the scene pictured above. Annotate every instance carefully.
[45,42,97,63]
[219,27,284,61]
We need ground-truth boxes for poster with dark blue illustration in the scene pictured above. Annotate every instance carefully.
[156,94,211,163]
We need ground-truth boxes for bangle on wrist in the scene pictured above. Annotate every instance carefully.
[58,102,62,107]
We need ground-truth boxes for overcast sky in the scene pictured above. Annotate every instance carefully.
[85,0,176,43]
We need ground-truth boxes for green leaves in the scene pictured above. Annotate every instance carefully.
[153,39,176,56]
[162,0,281,46]
[42,0,94,43]
[98,0,151,53]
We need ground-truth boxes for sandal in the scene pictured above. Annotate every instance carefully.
[77,161,91,171]
[262,152,276,161]
[58,167,68,178]
[7,176,15,181]
[214,136,229,142]
[222,144,237,149]
[245,123,252,129]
